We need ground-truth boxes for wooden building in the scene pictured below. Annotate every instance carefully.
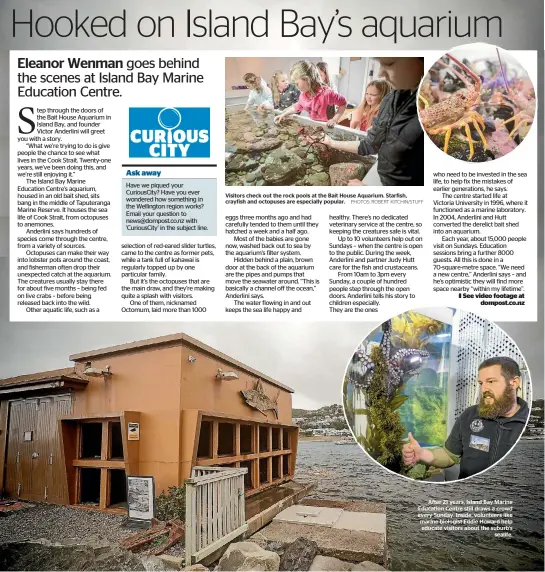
[0,333,298,510]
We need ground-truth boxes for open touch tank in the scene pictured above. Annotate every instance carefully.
[225,105,376,186]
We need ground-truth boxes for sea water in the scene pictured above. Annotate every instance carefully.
[295,440,544,571]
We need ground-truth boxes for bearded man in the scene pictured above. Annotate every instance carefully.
[402,357,529,479]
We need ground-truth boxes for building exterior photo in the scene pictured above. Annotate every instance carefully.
[0,333,299,510]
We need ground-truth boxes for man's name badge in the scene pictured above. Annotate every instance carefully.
[469,434,490,452]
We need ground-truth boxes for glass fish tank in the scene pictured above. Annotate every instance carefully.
[225,104,376,186]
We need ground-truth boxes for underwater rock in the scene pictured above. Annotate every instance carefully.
[304,154,316,165]
[305,172,330,186]
[449,147,491,162]
[292,148,307,158]
[311,164,324,172]
[284,141,297,149]
[226,155,258,172]
[261,148,303,185]
[487,122,517,157]
[246,172,258,183]
[243,132,257,142]
[235,138,283,152]
[329,163,368,186]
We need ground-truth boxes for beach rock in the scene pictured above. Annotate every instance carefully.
[311,164,324,172]
[350,562,387,571]
[243,132,257,142]
[305,172,330,186]
[246,172,257,183]
[285,141,297,149]
[329,163,368,186]
[310,555,352,571]
[0,538,145,571]
[279,537,318,571]
[304,154,316,165]
[261,148,303,185]
[293,148,307,158]
[182,565,209,571]
[158,554,184,569]
[142,555,169,570]
[218,542,280,571]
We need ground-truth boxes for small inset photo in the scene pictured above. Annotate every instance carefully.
[343,308,531,482]
[225,57,425,186]
[418,43,535,161]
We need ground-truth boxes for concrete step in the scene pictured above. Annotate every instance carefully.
[251,499,387,564]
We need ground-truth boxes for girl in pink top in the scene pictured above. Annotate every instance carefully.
[274,61,347,126]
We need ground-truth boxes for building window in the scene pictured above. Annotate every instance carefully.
[80,423,102,459]
[240,424,253,454]
[272,456,280,480]
[259,458,269,485]
[80,468,101,504]
[218,422,235,456]
[272,428,280,450]
[197,420,213,458]
[259,426,269,453]
[240,460,254,490]
[110,422,123,459]
[109,469,127,507]
[283,428,290,449]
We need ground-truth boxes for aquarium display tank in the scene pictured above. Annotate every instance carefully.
[344,310,453,476]
[225,105,376,186]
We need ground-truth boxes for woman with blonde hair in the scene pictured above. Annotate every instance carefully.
[270,70,300,111]
[274,60,347,126]
[350,79,391,132]
[316,61,336,91]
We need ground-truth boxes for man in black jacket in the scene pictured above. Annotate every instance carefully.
[318,57,424,186]
[403,357,529,479]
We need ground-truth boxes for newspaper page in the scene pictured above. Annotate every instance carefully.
[0,0,543,571]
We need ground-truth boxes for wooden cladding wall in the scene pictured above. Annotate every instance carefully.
[4,395,72,503]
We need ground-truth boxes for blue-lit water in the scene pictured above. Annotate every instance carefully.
[295,440,544,571]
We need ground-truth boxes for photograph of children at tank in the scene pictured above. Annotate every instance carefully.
[418,44,535,162]
[225,57,425,187]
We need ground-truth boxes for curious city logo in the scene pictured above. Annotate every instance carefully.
[129,107,210,158]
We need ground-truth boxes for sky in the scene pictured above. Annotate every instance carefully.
[0,261,542,405]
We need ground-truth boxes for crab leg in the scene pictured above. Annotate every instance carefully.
[470,115,487,151]
[463,123,475,160]
[503,112,528,138]
[443,128,452,154]
[418,93,430,108]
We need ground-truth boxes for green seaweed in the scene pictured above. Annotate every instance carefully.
[406,388,447,445]
[358,345,408,473]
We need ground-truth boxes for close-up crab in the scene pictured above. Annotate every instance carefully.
[418,48,536,162]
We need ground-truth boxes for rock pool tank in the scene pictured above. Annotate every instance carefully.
[225,104,376,186]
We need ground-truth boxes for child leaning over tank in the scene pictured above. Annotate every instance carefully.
[274,60,347,126]
[243,73,273,112]
[270,71,300,111]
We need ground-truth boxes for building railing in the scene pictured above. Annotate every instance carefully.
[185,466,248,566]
